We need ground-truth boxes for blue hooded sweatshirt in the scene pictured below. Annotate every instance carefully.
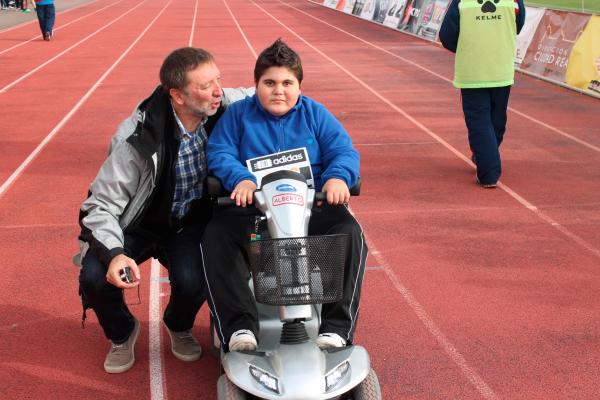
[207,94,360,192]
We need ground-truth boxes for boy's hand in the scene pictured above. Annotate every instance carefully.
[231,180,257,207]
[322,178,350,205]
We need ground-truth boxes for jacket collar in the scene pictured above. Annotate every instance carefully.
[127,85,226,159]
[127,85,174,160]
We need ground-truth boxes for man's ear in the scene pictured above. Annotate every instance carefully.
[169,88,184,105]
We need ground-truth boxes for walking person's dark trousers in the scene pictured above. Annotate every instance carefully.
[79,224,207,343]
[461,85,511,185]
[35,4,55,36]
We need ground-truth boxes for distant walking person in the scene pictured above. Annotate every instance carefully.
[439,0,525,188]
[33,0,55,41]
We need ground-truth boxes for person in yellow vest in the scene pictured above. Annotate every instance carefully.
[439,0,525,188]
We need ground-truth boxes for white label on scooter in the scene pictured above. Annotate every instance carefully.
[246,147,314,188]
[272,193,304,207]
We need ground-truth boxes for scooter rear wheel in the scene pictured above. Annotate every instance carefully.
[352,368,382,400]
[217,374,247,400]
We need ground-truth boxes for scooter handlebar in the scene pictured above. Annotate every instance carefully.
[216,197,236,207]
[215,179,359,207]
[217,192,329,208]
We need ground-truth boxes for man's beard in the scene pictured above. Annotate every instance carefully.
[188,100,219,119]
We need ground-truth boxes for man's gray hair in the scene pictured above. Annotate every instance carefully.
[159,47,215,95]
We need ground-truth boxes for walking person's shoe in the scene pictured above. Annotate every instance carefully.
[163,322,202,361]
[316,332,347,349]
[228,329,257,352]
[475,173,497,189]
[104,318,140,373]
[22,7,30,12]
[43,31,51,41]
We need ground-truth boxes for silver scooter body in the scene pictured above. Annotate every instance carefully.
[217,171,372,400]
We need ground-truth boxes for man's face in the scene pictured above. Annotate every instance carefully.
[176,62,223,118]
[256,66,300,117]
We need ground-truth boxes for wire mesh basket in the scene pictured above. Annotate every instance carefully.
[247,234,348,305]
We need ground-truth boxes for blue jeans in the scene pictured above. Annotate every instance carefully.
[35,4,55,35]
[79,224,207,343]
[461,86,511,185]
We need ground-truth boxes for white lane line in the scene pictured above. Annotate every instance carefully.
[0,0,149,93]
[222,0,257,59]
[149,258,165,400]
[354,141,439,146]
[238,1,599,398]
[0,222,78,228]
[231,1,496,398]
[0,0,173,200]
[188,0,198,47]
[366,233,500,400]
[0,0,101,34]
[289,0,600,154]
[0,0,126,56]
[254,0,600,261]
[150,2,200,397]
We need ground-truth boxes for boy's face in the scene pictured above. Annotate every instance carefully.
[256,66,300,117]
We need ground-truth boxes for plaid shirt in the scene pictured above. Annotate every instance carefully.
[171,107,208,219]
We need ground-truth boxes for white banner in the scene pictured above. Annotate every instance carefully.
[515,6,545,67]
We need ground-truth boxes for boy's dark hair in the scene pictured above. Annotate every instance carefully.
[160,47,215,95]
[254,39,303,84]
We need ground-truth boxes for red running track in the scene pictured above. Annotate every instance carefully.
[1,0,599,399]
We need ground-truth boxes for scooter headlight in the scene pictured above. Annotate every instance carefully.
[325,361,350,391]
[249,365,280,394]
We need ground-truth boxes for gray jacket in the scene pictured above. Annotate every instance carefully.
[76,85,253,266]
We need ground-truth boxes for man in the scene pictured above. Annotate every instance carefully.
[202,39,367,352]
[76,47,252,373]
[439,0,525,187]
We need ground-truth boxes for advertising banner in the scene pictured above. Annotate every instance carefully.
[515,6,545,67]
[565,15,600,95]
[359,0,378,20]
[324,0,354,11]
[335,0,350,10]
[382,0,408,28]
[373,0,392,23]
[323,0,341,8]
[351,0,365,15]
[397,0,427,33]
[317,1,598,99]
[343,0,357,13]
[413,0,449,41]
[520,10,591,83]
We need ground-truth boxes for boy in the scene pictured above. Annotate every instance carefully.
[202,39,368,352]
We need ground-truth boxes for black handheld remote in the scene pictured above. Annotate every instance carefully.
[120,266,134,283]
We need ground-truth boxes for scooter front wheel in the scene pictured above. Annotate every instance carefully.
[352,368,382,400]
[217,374,248,400]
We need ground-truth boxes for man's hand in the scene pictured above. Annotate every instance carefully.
[322,178,350,205]
[231,180,257,207]
[106,254,140,289]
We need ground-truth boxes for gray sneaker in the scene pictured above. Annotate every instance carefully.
[104,319,140,374]
[164,322,202,361]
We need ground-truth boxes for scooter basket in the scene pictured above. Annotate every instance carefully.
[247,234,348,305]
